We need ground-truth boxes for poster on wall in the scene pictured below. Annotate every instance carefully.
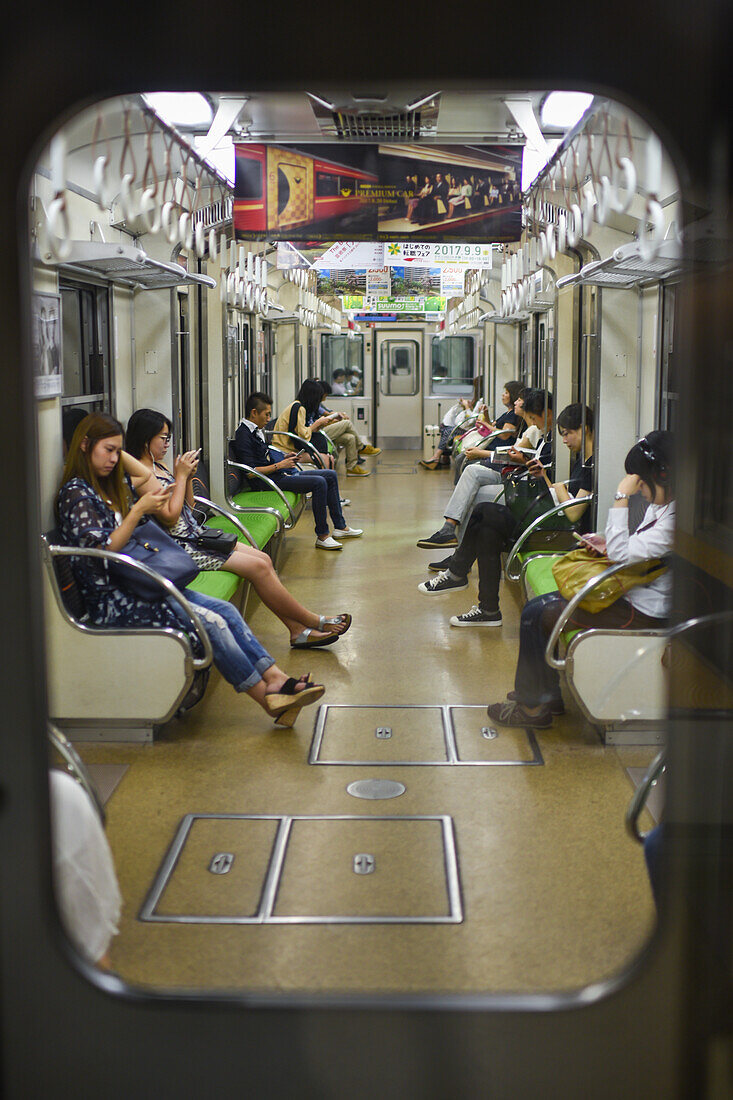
[234,143,522,242]
[32,292,63,398]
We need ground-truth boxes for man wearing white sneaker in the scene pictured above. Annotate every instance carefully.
[234,392,363,551]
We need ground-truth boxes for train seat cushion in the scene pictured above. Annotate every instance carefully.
[205,511,279,551]
[232,488,300,519]
[523,554,564,599]
[186,568,240,603]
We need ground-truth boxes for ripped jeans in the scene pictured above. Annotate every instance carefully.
[173,589,274,692]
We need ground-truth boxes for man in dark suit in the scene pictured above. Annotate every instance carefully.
[233,392,363,551]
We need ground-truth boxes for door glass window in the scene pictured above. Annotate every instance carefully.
[59,281,110,413]
[321,334,364,395]
[380,340,419,396]
[430,336,473,395]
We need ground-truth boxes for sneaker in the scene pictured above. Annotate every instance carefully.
[315,536,343,551]
[359,444,381,455]
[356,456,366,464]
[428,555,455,572]
[486,700,554,729]
[346,465,370,476]
[450,606,502,627]
[507,690,565,716]
[340,497,351,506]
[332,526,363,539]
[418,570,468,594]
[416,528,458,549]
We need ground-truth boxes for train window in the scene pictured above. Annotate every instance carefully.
[316,173,339,197]
[431,336,474,395]
[321,333,364,391]
[59,281,111,412]
[234,154,262,199]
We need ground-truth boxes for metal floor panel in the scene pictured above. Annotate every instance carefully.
[309,705,544,766]
[140,814,462,925]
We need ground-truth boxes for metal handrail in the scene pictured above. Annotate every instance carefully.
[48,722,106,825]
[544,558,662,671]
[46,544,213,669]
[504,493,596,582]
[193,495,258,550]
[463,428,507,460]
[263,429,325,469]
[625,750,666,843]
[225,458,296,528]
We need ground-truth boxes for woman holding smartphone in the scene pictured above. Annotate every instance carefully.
[126,409,351,649]
[486,431,675,728]
[57,413,325,726]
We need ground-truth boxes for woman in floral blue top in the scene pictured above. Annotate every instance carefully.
[56,413,324,727]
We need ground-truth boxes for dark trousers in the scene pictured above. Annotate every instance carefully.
[277,469,345,536]
[514,591,667,707]
[449,501,516,612]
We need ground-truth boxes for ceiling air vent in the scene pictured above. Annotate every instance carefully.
[308,92,440,141]
[331,110,423,141]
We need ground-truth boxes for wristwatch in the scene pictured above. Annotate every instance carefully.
[614,492,630,500]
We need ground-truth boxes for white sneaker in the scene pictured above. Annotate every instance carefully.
[340,497,351,507]
[332,526,363,539]
[315,536,343,550]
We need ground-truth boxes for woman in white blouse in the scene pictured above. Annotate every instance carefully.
[486,431,675,728]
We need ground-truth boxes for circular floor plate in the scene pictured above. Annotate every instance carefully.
[346,779,406,800]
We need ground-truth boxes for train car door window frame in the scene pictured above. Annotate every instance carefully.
[58,277,112,414]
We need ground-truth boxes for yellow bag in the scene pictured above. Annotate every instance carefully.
[551,547,668,613]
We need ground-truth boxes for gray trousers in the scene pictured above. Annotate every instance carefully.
[444,463,504,543]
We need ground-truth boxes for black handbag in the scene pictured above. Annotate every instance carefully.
[185,527,237,555]
[110,518,200,599]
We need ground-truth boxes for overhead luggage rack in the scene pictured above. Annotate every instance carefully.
[556,238,687,290]
[37,241,217,290]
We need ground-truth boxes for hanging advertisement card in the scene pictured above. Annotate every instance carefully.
[385,242,494,266]
[313,242,385,268]
[441,266,467,297]
[365,267,391,296]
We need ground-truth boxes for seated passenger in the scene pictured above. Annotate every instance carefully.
[273,379,339,468]
[49,769,121,968]
[57,413,324,725]
[126,408,350,649]
[486,431,674,726]
[234,392,362,551]
[408,175,433,222]
[417,390,566,625]
[331,368,348,396]
[416,381,526,542]
[317,380,380,474]
[448,177,473,216]
[419,377,488,470]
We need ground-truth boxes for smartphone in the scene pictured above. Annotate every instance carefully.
[573,532,606,555]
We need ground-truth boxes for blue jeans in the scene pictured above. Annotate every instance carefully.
[177,590,274,692]
[276,468,346,536]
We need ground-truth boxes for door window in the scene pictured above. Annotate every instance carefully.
[380,340,420,396]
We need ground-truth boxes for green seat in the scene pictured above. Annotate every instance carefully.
[205,511,278,551]
[522,553,580,644]
[523,554,564,599]
[186,568,240,603]
[232,489,300,521]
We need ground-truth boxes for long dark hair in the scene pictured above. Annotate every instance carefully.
[126,409,172,461]
[296,378,325,420]
[625,430,674,499]
[58,412,129,516]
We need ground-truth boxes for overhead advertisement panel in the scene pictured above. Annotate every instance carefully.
[234,144,522,242]
[342,295,447,313]
[384,242,493,266]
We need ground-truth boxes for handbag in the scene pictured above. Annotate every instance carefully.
[184,527,237,555]
[110,518,200,599]
[454,422,491,452]
[551,547,668,613]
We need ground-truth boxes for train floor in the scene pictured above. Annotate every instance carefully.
[71,451,659,995]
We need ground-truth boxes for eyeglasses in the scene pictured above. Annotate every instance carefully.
[160,434,172,443]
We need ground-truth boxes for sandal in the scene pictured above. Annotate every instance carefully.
[263,676,325,727]
[290,629,339,649]
[419,459,440,470]
[318,613,352,636]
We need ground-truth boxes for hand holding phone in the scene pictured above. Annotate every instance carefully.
[574,532,607,556]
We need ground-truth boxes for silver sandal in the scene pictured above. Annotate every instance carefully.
[318,613,352,635]
[290,628,339,649]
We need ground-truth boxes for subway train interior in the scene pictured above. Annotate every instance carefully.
[2,13,733,1095]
